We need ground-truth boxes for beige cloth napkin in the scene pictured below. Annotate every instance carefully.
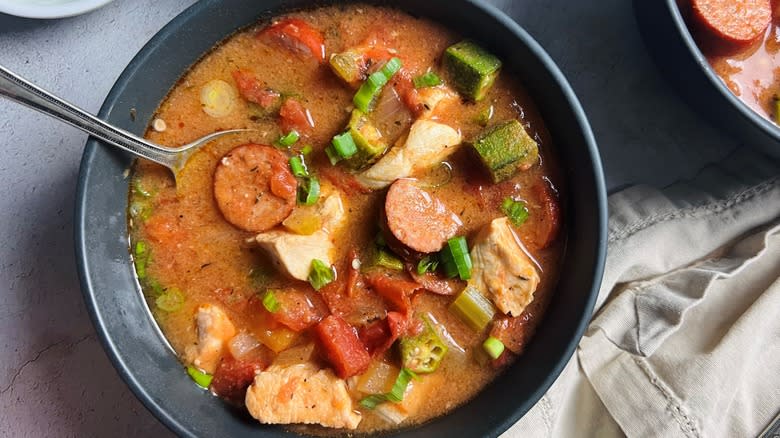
[504,148,780,438]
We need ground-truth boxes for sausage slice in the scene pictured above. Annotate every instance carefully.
[214,144,297,232]
[385,179,461,253]
[692,0,772,46]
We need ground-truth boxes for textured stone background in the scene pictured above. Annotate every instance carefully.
[0,0,738,436]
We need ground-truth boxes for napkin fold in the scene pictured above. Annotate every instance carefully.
[504,147,780,438]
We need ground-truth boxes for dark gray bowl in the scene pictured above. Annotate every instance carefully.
[75,0,606,436]
[634,0,780,158]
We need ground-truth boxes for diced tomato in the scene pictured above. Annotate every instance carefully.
[210,356,268,405]
[364,272,421,314]
[269,160,298,199]
[270,289,327,332]
[529,179,561,250]
[406,263,464,296]
[490,349,516,369]
[320,166,372,196]
[314,315,371,378]
[231,70,281,108]
[490,312,534,355]
[392,68,423,114]
[279,98,314,134]
[259,18,326,63]
[319,258,388,326]
[358,311,407,356]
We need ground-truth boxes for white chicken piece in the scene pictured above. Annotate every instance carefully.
[183,304,237,374]
[356,119,462,190]
[245,363,362,429]
[416,86,458,119]
[251,193,345,281]
[468,217,540,316]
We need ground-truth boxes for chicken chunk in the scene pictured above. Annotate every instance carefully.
[356,119,462,190]
[416,86,458,119]
[251,193,345,281]
[245,363,361,429]
[468,217,540,316]
[184,304,237,374]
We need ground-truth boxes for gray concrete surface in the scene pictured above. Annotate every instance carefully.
[0,0,742,436]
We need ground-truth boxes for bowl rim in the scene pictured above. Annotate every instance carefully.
[74,0,607,436]
[0,0,114,19]
[663,0,780,141]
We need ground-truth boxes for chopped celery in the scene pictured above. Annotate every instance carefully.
[482,336,505,360]
[439,236,472,280]
[400,316,448,373]
[308,259,334,290]
[449,286,496,332]
[373,249,404,271]
[470,119,539,183]
[330,50,366,84]
[133,241,149,279]
[443,40,502,101]
[156,288,185,312]
[501,197,529,227]
[359,368,416,409]
[186,365,213,388]
[345,109,387,169]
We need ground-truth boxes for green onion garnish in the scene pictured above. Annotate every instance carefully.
[413,71,443,89]
[353,57,403,112]
[297,176,320,206]
[134,241,149,279]
[373,249,404,271]
[132,179,152,198]
[289,155,308,177]
[324,145,342,165]
[501,197,529,227]
[308,259,335,290]
[439,236,472,280]
[156,288,185,312]
[186,365,213,388]
[276,129,300,147]
[331,131,358,159]
[359,368,416,409]
[262,290,280,313]
[449,286,496,332]
[416,255,439,275]
[300,144,313,155]
[482,336,505,360]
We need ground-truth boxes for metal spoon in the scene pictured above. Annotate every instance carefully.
[0,64,248,180]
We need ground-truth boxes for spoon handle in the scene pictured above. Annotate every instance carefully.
[0,64,176,168]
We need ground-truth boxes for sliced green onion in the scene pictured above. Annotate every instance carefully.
[186,365,213,388]
[416,255,439,275]
[331,131,358,159]
[289,155,308,177]
[449,286,496,332]
[308,259,335,290]
[413,71,443,89]
[156,288,185,312]
[300,144,313,155]
[353,57,402,112]
[134,241,149,279]
[132,179,152,198]
[359,368,416,409]
[262,290,280,313]
[482,336,505,360]
[501,197,529,227]
[325,145,342,165]
[373,249,404,271]
[439,236,472,280]
[276,129,300,147]
[297,177,320,206]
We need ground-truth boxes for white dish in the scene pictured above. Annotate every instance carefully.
[0,0,114,19]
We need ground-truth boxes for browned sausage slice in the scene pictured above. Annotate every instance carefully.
[692,0,772,45]
[385,179,461,253]
[214,144,297,232]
